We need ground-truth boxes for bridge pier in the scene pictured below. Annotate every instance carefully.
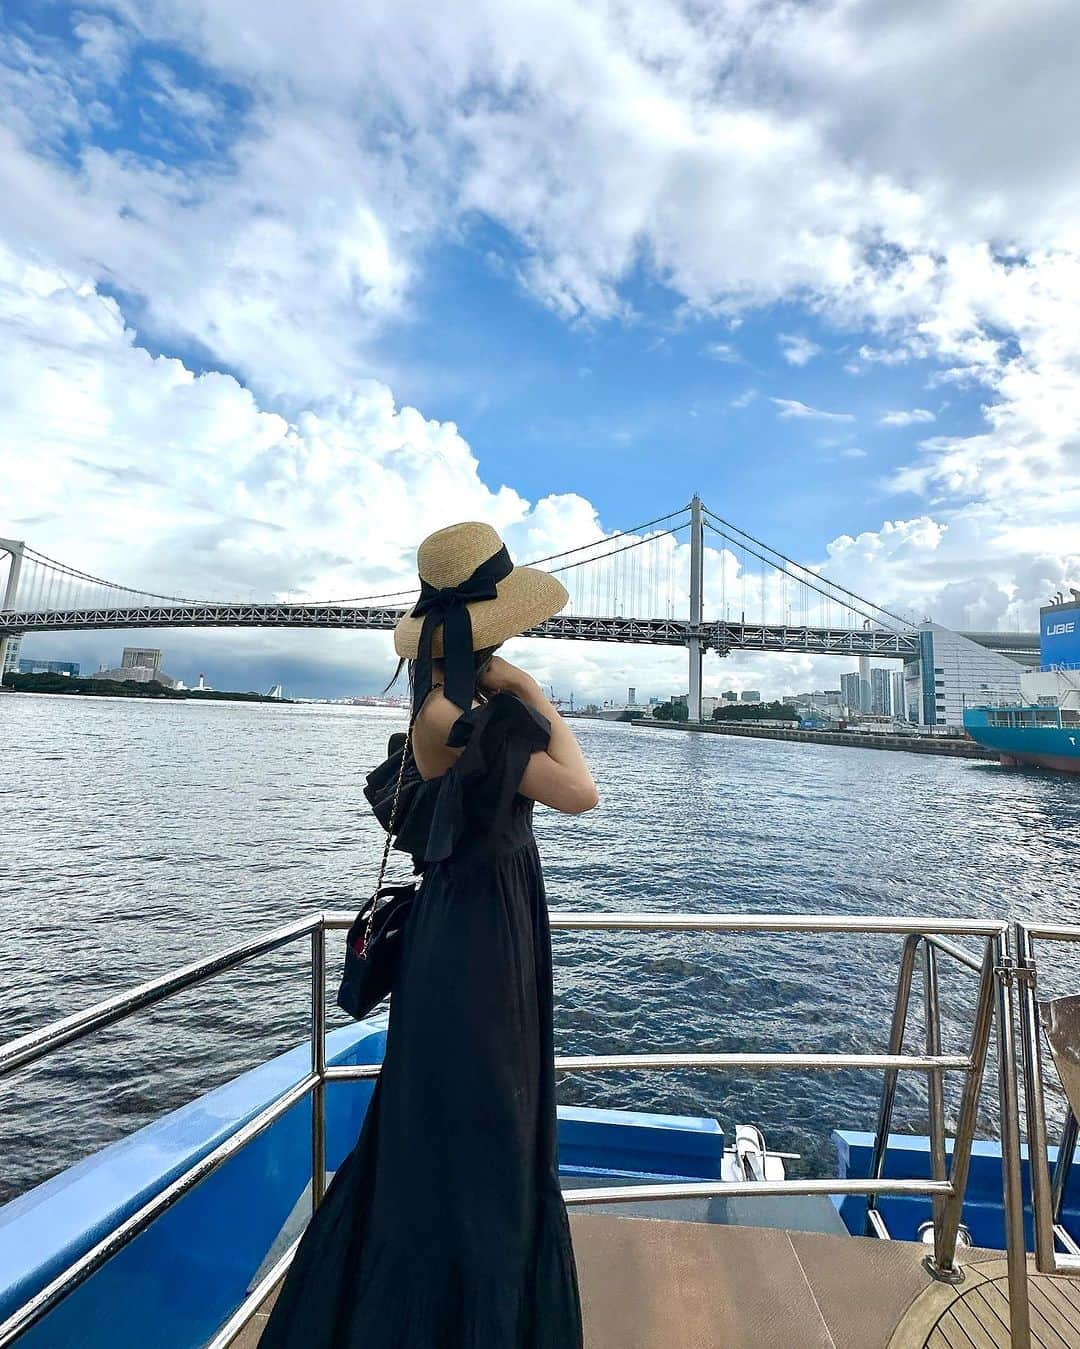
[687,496,703,722]
[0,539,24,682]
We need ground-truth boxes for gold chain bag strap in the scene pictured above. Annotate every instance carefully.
[336,718,418,1020]
[360,716,413,949]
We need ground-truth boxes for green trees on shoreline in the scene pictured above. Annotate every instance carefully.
[1,672,286,703]
[652,699,689,722]
[712,700,793,722]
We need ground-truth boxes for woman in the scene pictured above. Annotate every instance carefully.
[259,521,597,1348]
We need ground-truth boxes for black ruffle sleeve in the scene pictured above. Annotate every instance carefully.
[362,692,551,869]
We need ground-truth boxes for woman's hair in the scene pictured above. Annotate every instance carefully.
[382,643,503,705]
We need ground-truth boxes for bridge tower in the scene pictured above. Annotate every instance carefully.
[687,495,704,722]
[0,539,25,681]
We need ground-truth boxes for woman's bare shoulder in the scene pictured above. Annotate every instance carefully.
[415,687,474,745]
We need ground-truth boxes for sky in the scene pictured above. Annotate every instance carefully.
[1,0,1079,700]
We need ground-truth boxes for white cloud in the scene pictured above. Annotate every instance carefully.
[2,0,1079,694]
[0,241,704,699]
[879,408,936,427]
[771,397,855,423]
[730,387,758,409]
[703,341,741,362]
[840,447,867,458]
[0,242,548,606]
[857,344,913,366]
[824,511,1080,632]
[779,333,821,365]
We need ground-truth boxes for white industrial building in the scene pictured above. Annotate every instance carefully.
[904,624,1024,729]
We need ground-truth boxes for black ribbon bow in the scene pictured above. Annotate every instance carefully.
[410,544,514,714]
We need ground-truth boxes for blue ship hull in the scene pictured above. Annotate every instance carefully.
[963,707,1080,774]
[3,1015,1072,1347]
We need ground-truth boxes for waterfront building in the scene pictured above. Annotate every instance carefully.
[700,695,720,718]
[870,667,892,716]
[857,654,872,712]
[122,647,163,675]
[18,659,80,677]
[722,690,738,702]
[840,672,861,715]
[907,623,1024,728]
[2,633,22,674]
[891,670,907,722]
[797,690,842,712]
[91,646,179,687]
[740,690,761,703]
[628,686,637,705]
[841,666,872,712]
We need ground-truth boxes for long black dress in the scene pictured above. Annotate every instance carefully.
[258,690,584,1348]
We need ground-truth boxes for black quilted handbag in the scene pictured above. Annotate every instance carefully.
[336,722,417,1020]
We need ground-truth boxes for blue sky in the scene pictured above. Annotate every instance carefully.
[385,243,985,549]
[1,1,1078,697]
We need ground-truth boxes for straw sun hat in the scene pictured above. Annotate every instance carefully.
[393,522,568,660]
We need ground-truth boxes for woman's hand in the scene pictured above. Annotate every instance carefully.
[480,655,598,814]
[478,655,540,700]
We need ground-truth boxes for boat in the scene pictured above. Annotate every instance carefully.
[2,910,1080,1348]
[964,593,1080,773]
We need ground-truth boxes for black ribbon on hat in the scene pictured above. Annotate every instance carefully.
[409,544,514,715]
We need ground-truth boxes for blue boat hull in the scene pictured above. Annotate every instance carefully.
[4,1019,1077,1346]
[0,1017,724,1348]
[963,711,1080,774]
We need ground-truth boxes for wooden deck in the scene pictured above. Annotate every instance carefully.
[228,1213,1080,1348]
[892,1257,1080,1349]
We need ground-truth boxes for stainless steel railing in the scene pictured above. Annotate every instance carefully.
[864,934,986,1246]
[1015,919,1080,1279]
[0,915,326,1348]
[0,912,1031,1349]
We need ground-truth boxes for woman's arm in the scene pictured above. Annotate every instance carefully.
[480,657,599,815]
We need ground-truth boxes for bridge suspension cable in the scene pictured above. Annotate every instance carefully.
[1,497,927,649]
[280,506,693,607]
[1,506,695,618]
[521,505,690,568]
[19,545,207,606]
[702,510,913,633]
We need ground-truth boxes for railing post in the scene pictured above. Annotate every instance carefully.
[1051,1111,1079,1238]
[311,922,327,1210]
[924,942,948,1268]
[930,937,997,1280]
[995,939,1032,1346]
[1016,922,1058,1273]
[865,934,920,1234]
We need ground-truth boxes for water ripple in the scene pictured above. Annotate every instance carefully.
[1,693,1078,1201]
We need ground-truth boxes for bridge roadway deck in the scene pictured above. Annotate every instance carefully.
[0,605,1041,660]
[0,604,926,656]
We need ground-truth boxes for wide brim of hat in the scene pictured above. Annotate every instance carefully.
[393,565,569,658]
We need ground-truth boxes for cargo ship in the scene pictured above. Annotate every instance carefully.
[964,592,1080,773]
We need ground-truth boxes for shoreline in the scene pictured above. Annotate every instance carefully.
[0,676,291,705]
[634,718,997,760]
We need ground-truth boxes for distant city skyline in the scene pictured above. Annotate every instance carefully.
[13,629,924,705]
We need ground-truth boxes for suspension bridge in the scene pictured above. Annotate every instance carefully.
[1,499,1037,718]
